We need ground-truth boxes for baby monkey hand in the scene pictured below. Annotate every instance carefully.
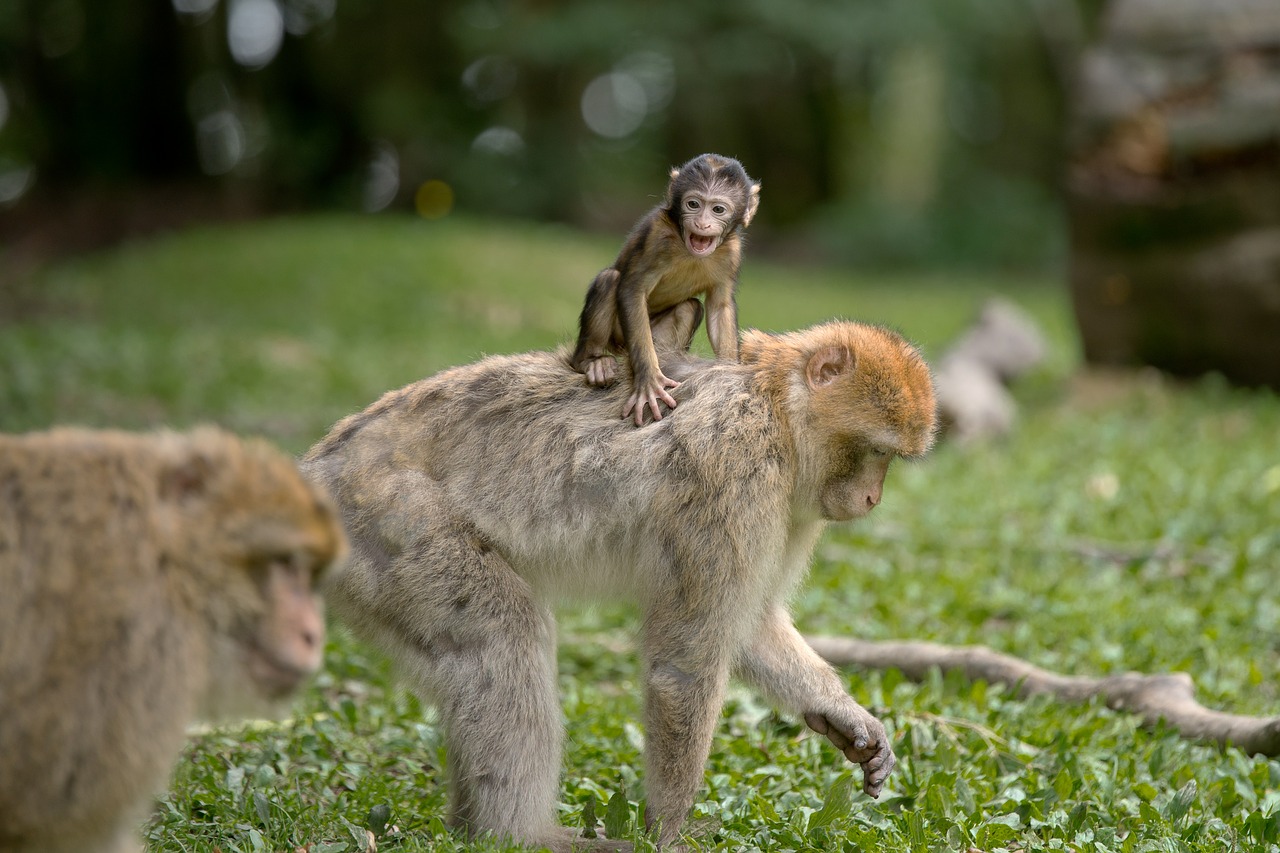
[622,372,680,426]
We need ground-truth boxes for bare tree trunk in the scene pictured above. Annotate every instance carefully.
[1067,0,1280,390]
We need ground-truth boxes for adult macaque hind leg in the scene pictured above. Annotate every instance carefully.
[326,478,569,848]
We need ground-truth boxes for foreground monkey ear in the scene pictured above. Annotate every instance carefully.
[805,345,855,388]
[743,183,761,227]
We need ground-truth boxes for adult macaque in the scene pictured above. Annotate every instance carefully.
[303,319,936,851]
[570,153,761,425]
[0,427,345,853]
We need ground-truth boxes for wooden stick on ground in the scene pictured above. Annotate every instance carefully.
[805,635,1280,757]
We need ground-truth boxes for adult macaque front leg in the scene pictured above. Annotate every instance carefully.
[640,591,740,847]
[803,704,895,798]
[735,604,896,798]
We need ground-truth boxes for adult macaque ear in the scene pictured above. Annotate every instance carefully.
[743,183,761,227]
[805,345,855,388]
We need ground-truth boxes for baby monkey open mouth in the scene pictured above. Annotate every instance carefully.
[686,232,718,255]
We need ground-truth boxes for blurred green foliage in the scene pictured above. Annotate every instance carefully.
[0,0,1076,266]
[0,213,1072,443]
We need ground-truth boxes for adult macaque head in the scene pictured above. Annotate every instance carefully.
[741,323,936,522]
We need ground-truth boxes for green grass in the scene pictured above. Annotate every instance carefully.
[4,214,1279,852]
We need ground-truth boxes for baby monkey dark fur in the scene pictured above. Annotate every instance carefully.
[571,153,760,425]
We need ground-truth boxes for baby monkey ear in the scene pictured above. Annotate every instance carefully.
[805,345,855,389]
[663,166,681,207]
[743,182,761,227]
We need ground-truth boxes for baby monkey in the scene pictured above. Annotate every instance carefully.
[571,152,760,425]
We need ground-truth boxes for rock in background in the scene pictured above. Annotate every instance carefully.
[935,298,1047,445]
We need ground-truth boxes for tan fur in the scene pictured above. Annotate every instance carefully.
[641,214,742,309]
[302,319,936,851]
[0,427,345,853]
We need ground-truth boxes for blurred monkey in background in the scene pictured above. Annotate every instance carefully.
[0,427,345,853]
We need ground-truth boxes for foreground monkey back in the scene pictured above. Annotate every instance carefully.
[302,319,935,851]
[0,427,345,853]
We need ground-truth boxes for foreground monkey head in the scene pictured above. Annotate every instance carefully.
[0,427,345,853]
[157,430,347,714]
[665,152,760,257]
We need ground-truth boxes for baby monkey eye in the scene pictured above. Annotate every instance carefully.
[685,198,701,211]
[712,204,727,216]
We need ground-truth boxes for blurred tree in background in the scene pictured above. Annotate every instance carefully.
[1066,0,1280,389]
[0,0,1079,268]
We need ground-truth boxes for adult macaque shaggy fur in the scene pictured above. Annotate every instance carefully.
[0,427,345,853]
[303,318,936,851]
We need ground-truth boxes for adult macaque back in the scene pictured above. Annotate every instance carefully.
[303,319,937,851]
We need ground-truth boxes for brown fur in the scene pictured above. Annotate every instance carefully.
[571,153,761,425]
[0,427,345,853]
[303,319,935,851]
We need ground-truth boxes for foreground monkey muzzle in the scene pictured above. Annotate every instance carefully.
[245,646,316,699]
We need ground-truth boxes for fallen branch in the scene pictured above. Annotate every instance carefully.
[805,635,1280,757]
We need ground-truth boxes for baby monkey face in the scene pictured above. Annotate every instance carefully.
[680,189,738,255]
[667,153,759,257]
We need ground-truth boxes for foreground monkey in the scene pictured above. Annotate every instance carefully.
[570,152,760,425]
[0,428,345,853]
[303,318,937,851]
